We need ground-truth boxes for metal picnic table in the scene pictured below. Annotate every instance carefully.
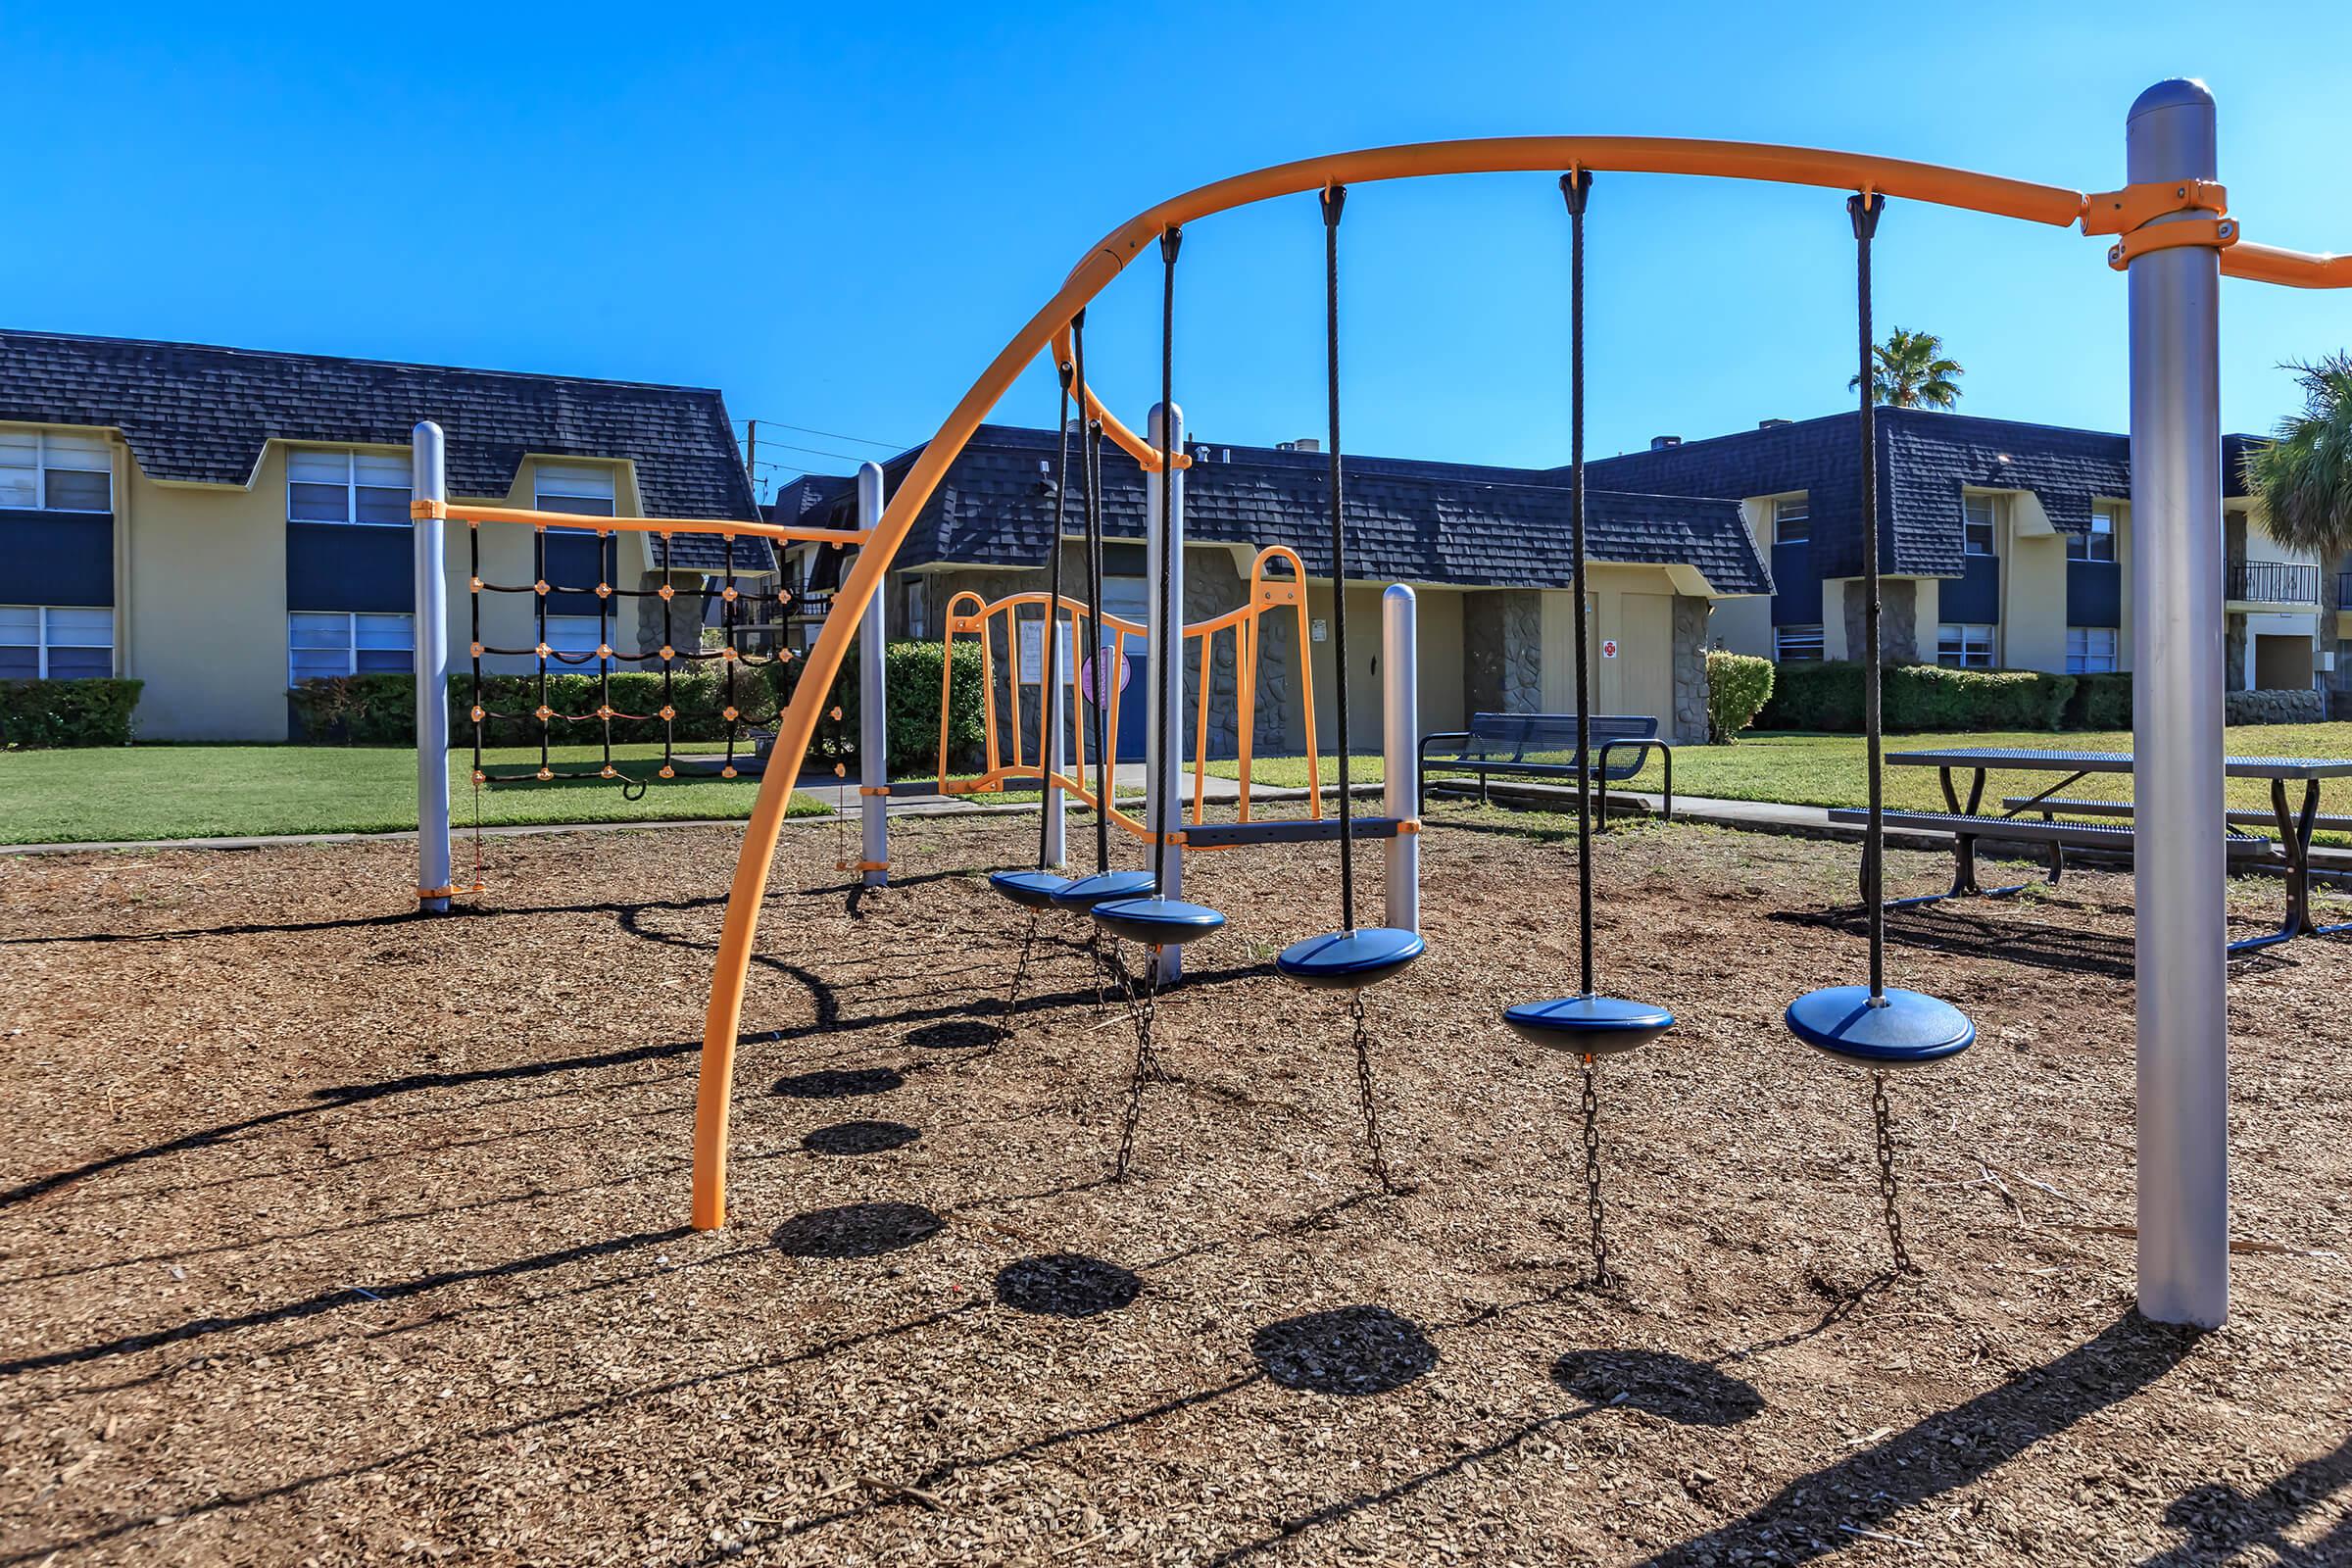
[1862,745,2352,954]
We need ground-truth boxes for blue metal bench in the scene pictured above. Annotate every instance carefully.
[1417,711,1673,825]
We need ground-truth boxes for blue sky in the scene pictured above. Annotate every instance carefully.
[6,2,2349,497]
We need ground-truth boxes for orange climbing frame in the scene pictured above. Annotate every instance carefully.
[932,545,1319,842]
[688,133,2352,1231]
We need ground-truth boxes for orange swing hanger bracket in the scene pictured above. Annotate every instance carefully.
[2105,217,2240,270]
[2078,178,2228,237]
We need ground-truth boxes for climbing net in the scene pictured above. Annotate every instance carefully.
[414,497,868,896]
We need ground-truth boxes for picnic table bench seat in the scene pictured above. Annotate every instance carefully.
[1418,711,1673,823]
[1999,795,2352,834]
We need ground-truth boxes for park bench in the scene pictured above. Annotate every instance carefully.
[1417,711,1674,824]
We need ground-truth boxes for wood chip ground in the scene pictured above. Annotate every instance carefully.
[3,808,2348,1565]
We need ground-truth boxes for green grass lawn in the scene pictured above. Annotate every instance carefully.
[1214,722,2352,841]
[0,744,828,846]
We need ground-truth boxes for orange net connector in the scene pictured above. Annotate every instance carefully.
[534,579,549,596]
[2107,217,2239,270]
[469,641,484,657]
[597,644,612,660]
[828,707,844,721]
[721,586,738,602]
[534,705,554,720]
[834,762,848,777]
[659,584,675,601]
[720,648,739,662]
[535,766,554,781]
[721,765,739,779]
[596,582,612,598]
[469,705,485,722]
[660,764,676,779]
[469,768,486,784]
[660,644,675,661]
[535,643,552,658]
[722,706,739,721]
[2080,178,2227,237]
[468,575,482,592]
[596,705,613,719]
[600,764,617,779]
[660,705,677,720]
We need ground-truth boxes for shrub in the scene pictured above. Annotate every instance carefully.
[1703,651,1774,742]
[760,638,987,775]
[2066,671,2132,730]
[0,678,143,748]
[289,674,416,745]
[1758,661,2076,732]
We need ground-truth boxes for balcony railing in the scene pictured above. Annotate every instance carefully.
[2227,560,2321,605]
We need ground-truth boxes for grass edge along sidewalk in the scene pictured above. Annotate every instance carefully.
[5,722,2349,847]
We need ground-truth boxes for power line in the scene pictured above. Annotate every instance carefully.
[732,416,911,452]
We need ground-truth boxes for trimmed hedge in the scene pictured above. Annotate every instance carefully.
[1703,651,1775,742]
[0,678,143,748]
[2065,671,2132,730]
[286,640,988,775]
[1759,661,2077,733]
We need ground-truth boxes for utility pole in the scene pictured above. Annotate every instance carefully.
[744,418,760,507]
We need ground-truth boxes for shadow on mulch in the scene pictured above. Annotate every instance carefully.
[1769,903,2137,980]
[2151,1429,2352,1567]
[1250,1305,1438,1396]
[1635,1310,2204,1567]
[1551,1348,1764,1427]
[772,1067,905,1099]
[772,1201,944,1259]
[995,1253,1144,1318]
[904,1019,1007,1051]
[802,1120,922,1156]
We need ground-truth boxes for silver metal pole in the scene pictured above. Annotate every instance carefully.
[856,462,889,888]
[1383,583,1419,933]
[1145,402,1186,984]
[2126,77,2230,1328]
[412,420,452,914]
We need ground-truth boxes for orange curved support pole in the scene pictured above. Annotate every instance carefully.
[690,131,2351,1234]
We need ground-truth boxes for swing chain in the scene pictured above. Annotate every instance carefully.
[997,912,1039,1046]
[1872,1070,1916,1273]
[1348,995,1399,1195]
[1112,953,1161,1180]
[1580,1058,1615,1287]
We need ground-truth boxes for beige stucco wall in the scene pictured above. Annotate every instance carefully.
[125,449,292,741]
[1997,495,2069,673]
[1707,499,1777,660]
[1412,585,1465,738]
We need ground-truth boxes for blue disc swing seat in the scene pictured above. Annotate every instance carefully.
[1501,994,1676,1056]
[1276,926,1424,991]
[1050,869,1157,912]
[1784,985,1974,1069]
[989,868,1074,910]
[1091,894,1225,949]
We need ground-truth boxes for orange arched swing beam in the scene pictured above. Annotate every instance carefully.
[688,133,2352,1230]
[933,545,1319,841]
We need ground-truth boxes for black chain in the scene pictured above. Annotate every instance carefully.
[995,911,1038,1047]
[1111,951,1162,1180]
[1871,1070,1915,1273]
[1347,995,1399,1195]
[1581,1058,1615,1288]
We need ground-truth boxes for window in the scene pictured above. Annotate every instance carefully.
[2067,626,2119,674]
[289,612,413,684]
[1773,496,1810,546]
[288,450,411,525]
[543,613,612,669]
[2070,504,2119,563]
[0,430,112,513]
[0,606,113,679]
[1774,623,1825,662]
[1962,495,1997,557]
[535,463,617,517]
[1938,622,1996,669]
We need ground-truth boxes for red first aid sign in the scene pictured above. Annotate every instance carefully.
[1600,639,1619,659]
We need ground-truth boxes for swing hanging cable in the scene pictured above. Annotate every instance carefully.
[1073,310,1113,874]
[1151,225,1182,893]
[1322,183,1355,933]
[1039,357,1074,870]
[1564,169,1595,998]
[1851,190,1888,1001]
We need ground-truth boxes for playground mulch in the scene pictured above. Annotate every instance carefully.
[3,808,2349,1566]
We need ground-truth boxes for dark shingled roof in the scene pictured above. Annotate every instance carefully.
[0,327,765,571]
[796,424,1770,596]
[1588,408,2259,580]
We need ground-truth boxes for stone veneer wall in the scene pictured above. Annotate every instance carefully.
[1672,596,1711,742]
[1838,578,1921,664]
[1464,590,1544,712]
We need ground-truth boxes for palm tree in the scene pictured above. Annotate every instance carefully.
[1849,327,1964,409]
[2242,354,2352,562]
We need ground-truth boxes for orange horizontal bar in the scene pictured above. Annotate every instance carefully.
[415,498,862,546]
[2221,242,2352,289]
